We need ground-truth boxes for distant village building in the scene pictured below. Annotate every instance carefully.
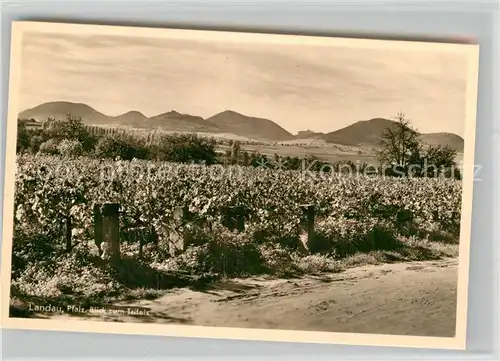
[297,130,316,138]
[22,118,43,130]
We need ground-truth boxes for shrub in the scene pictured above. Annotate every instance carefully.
[57,139,83,157]
[292,254,340,274]
[38,139,60,155]
[151,226,263,277]
[315,216,400,257]
[205,228,263,276]
[11,228,58,278]
[94,135,149,160]
[12,246,121,301]
[29,135,45,153]
[259,243,297,277]
[151,245,212,275]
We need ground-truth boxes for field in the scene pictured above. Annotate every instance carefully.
[10,153,462,319]
[217,142,378,164]
[82,124,464,166]
[88,125,377,164]
[84,124,463,166]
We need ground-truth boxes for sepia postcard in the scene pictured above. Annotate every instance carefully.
[1,21,479,349]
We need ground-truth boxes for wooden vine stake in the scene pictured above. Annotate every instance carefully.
[94,203,121,263]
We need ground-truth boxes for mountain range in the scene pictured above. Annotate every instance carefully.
[19,101,464,151]
[294,118,464,151]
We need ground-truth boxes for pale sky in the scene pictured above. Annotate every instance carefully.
[19,32,470,136]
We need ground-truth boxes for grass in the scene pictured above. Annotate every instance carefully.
[9,232,458,319]
[339,240,458,269]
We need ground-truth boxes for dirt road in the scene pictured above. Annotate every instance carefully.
[43,258,459,337]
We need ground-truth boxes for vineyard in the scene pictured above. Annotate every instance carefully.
[10,154,462,310]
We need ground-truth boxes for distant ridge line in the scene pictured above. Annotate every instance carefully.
[18,101,464,150]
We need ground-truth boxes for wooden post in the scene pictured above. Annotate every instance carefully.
[65,216,72,252]
[222,206,246,232]
[93,204,103,251]
[100,203,121,262]
[230,206,246,232]
[299,204,316,252]
[181,205,197,251]
[169,205,190,256]
[150,226,159,255]
[235,206,246,232]
[138,233,143,260]
[93,204,104,253]
[301,204,315,241]
[235,214,245,232]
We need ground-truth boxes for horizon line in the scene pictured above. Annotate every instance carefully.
[18,100,464,139]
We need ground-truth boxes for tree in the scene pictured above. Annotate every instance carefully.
[242,151,250,166]
[16,119,30,153]
[420,144,459,178]
[153,133,217,165]
[45,114,97,152]
[377,113,458,178]
[376,113,421,176]
[230,140,241,165]
[63,114,85,139]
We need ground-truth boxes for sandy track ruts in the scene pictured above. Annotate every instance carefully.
[39,258,459,337]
